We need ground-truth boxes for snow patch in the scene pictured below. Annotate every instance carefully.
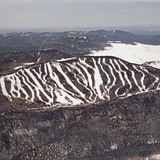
[14,66,23,70]
[57,57,77,62]
[110,143,118,150]
[150,154,160,159]
[23,63,35,66]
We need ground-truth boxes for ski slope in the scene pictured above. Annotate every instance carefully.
[0,56,160,106]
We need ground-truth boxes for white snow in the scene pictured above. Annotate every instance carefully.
[117,60,132,89]
[110,59,126,96]
[110,143,118,150]
[26,69,54,105]
[98,58,110,99]
[89,42,160,69]
[92,57,104,99]
[67,62,88,86]
[78,59,93,88]
[20,70,35,102]
[119,60,141,91]
[14,74,29,99]
[47,62,84,105]
[57,57,77,62]
[7,74,20,98]
[0,77,11,100]
[107,60,116,93]
[66,62,94,101]
[14,66,23,70]
[55,62,86,99]
[24,69,46,103]
[113,59,125,86]
[150,154,160,159]
[133,66,146,91]
[37,57,41,63]
[146,61,160,69]
[78,58,96,101]
[14,63,35,70]
[23,63,35,66]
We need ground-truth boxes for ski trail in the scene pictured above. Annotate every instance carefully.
[0,77,11,100]
[98,58,110,100]
[92,57,104,99]
[116,60,132,90]
[78,59,96,101]
[54,62,86,99]
[119,60,143,92]
[110,59,125,96]
[133,65,146,91]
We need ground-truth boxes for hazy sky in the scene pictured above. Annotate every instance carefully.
[0,0,160,30]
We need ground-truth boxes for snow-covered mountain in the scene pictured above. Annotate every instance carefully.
[0,56,160,107]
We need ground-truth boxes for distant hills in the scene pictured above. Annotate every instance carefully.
[0,30,160,55]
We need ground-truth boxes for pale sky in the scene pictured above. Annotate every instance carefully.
[0,0,160,30]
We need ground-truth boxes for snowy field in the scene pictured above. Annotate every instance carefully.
[89,42,160,69]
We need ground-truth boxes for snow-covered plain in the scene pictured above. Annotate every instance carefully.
[89,42,160,69]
